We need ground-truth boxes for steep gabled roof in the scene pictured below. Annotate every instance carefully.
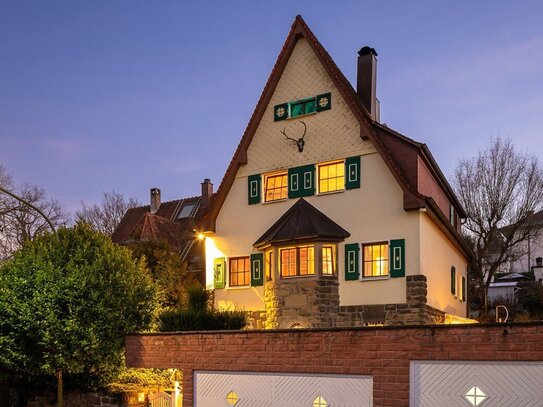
[112,195,204,250]
[201,15,472,259]
[123,212,189,251]
[254,198,350,249]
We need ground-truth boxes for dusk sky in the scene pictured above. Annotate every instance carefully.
[1,1,542,214]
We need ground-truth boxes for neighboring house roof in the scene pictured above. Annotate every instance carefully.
[112,196,203,254]
[254,198,350,249]
[499,209,543,236]
[497,272,528,281]
[201,15,472,259]
[489,281,518,288]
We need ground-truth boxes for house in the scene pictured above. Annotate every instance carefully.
[199,15,473,328]
[501,209,543,276]
[112,178,214,282]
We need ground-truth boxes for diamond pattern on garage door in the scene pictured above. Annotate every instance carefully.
[194,371,372,406]
[411,361,543,407]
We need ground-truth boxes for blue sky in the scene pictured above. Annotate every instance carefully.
[1,1,542,212]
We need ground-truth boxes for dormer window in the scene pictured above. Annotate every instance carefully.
[177,203,196,219]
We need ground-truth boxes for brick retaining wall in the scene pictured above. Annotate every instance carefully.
[125,323,543,407]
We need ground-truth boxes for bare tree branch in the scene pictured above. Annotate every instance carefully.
[76,190,140,236]
[454,138,543,312]
[0,166,69,260]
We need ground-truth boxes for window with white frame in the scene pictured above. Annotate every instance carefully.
[264,171,288,202]
[362,242,389,277]
[318,160,345,194]
[280,246,315,277]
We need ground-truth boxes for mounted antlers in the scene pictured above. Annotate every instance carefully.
[281,120,307,153]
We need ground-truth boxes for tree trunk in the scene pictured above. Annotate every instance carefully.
[57,369,63,407]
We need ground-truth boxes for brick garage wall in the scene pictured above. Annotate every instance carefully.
[125,323,543,407]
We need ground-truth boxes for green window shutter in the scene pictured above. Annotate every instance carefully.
[288,167,301,198]
[299,164,315,197]
[345,156,361,190]
[316,92,332,112]
[213,257,226,289]
[461,275,466,302]
[248,174,261,205]
[451,266,456,295]
[250,253,264,286]
[274,103,289,121]
[344,243,360,280]
[389,239,405,278]
[289,165,315,198]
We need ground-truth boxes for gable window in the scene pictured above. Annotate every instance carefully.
[280,246,315,277]
[274,93,331,121]
[229,257,250,287]
[322,245,336,275]
[177,202,196,219]
[318,161,345,194]
[362,242,389,277]
[264,171,288,202]
[290,97,316,118]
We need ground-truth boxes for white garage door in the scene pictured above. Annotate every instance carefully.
[194,371,372,406]
[411,361,543,406]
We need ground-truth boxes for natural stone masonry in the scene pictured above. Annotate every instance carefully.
[246,274,444,329]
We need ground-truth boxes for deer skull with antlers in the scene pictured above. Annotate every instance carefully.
[281,120,307,153]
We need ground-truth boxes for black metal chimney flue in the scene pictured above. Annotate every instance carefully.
[357,46,379,122]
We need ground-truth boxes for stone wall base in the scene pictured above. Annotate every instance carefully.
[244,274,447,328]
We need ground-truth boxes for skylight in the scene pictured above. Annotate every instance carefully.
[177,203,196,219]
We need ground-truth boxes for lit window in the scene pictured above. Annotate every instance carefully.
[363,242,389,277]
[451,266,456,296]
[265,250,273,281]
[290,97,316,118]
[177,203,196,219]
[264,172,288,202]
[318,161,345,193]
[229,257,250,287]
[322,245,336,275]
[280,246,314,277]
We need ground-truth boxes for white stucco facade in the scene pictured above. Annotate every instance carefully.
[205,35,469,320]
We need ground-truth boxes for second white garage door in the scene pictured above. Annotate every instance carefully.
[411,360,543,406]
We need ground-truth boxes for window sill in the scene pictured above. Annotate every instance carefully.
[287,112,317,120]
[360,276,390,282]
[280,274,316,280]
[262,197,288,205]
[226,285,252,290]
[317,189,345,196]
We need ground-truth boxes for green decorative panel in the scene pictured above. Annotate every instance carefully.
[213,257,226,289]
[316,92,332,112]
[274,103,289,121]
[389,239,405,278]
[250,253,264,286]
[345,156,361,190]
[344,243,360,280]
[248,174,261,205]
